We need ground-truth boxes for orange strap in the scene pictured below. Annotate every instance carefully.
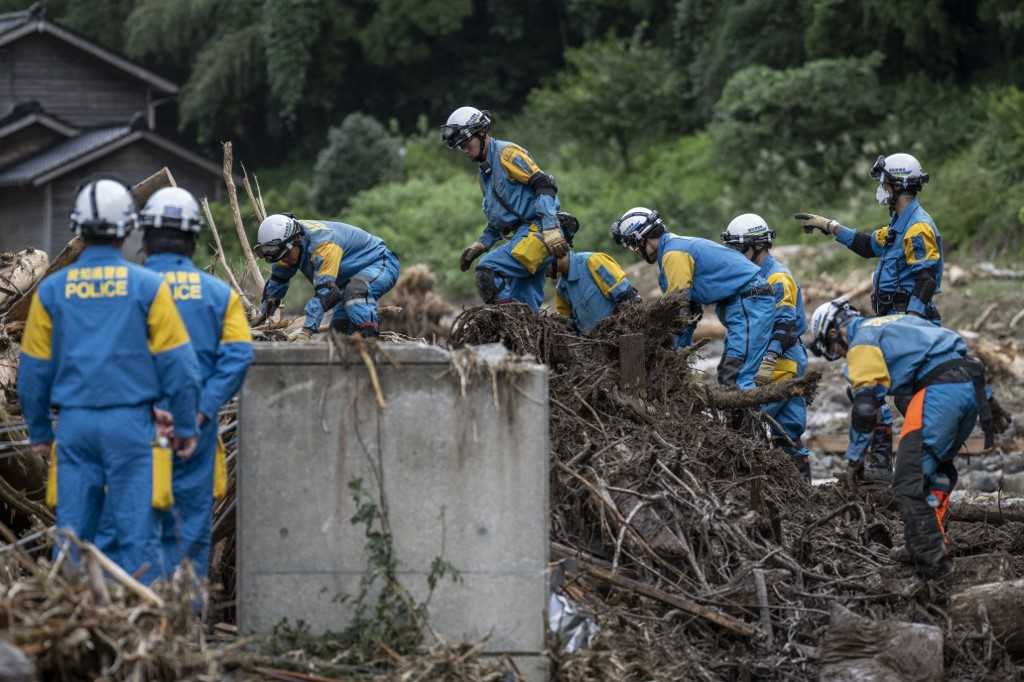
[899,388,926,443]
[931,489,951,545]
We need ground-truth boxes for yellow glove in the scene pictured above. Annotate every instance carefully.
[460,242,486,272]
[754,352,778,386]
[793,213,838,236]
[539,228,569,257]
[287,327,314,342]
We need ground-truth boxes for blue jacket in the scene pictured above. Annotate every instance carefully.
[759,253,806,370]
[476,138,560,248]
[657,234,764,304]
[834,199,943,316]
[17,245,201,444]
[264,219,391,330]
[145,253,253,420]
[843,314,968,460]
[555,252,635,334]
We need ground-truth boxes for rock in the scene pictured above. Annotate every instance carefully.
[973,472,1000,493]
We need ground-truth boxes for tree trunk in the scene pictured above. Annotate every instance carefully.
[950,578,1024,655]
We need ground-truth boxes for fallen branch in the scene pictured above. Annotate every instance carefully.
[222,142,265,291]
[201,198,254,312]
[241,163,267,225]
[4,237,84,322]
[704,371,821,409]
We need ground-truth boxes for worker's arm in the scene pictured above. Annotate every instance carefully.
[766,271,800,356]
[844,344,891,462]
[264,262,297,302]
[148,282,201,438]
[17,292,56,444]
[303,241,344,332]
[199,290,254,421]
[901,221,941,316]
[834,224,887,259]
[499,145,558,230]
[476,222,503,249]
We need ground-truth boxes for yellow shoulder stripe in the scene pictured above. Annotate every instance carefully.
[661,250,695,293]
[903,221,939,264]
[148,281,191,354]
[313,241,343,278]
[586,252,628,297]
[221,290,253,344]
[873,226,889,247]
[22,292,53,360]
[767,271,797,308]
[499,144,540,184]
[554,291,571,317]
[847,344,891,389]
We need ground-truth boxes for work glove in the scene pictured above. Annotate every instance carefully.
[539,228,570,258]
[287,327,315,342]
[251,297,281,326]
[754,351,779,386]
[793,213,839,236]
[460,242,486,272]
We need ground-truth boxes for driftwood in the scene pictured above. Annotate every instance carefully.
[130,166,176,206]
[221,142,265,292]
[703,370,821,409]
[950,578,1024,655]
[201,197,254,312]
[0,250,47,313]
[950,491,1024,525]
[819,604,943,682]
[4,237,84,323]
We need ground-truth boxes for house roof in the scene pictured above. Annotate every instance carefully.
[0,125,224,188]
[0,5,179,94]
[0,102,79,139]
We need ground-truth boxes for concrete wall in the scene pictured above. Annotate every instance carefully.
[237,342,549,675]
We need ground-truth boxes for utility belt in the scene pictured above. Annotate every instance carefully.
[872,289,941,320]
[896,357,994,448]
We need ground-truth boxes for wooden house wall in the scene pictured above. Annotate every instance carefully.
[0,124,64,167]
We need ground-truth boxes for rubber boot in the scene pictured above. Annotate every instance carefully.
[865,423,894,482]
[793,456,811,483]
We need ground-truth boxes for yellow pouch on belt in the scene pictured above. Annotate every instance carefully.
[45,442,57,508]
[509,224,550,275]
[152,445,174,510]
[213,436,228,499]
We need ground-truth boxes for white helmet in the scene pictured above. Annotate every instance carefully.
[254,214,302,262]
[440,106,492,150]
[70,177,137,238]
[871,153,928,193]
[808,298,859,361]
[610,207,665,249]
[721,213,774,249]
[139,187,203,233]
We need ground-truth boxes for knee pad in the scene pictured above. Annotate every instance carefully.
[343,278,371,305]
[475,268,501,304]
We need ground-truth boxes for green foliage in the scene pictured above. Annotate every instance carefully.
[312,113,403,215]
[358,0,471,65]
[525,34,685,170]
[263,0,324,119]
[710,54,883,192]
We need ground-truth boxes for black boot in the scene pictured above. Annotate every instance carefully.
[866,423,894,481]
[793,456,811,483]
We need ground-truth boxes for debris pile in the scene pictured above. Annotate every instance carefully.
[450,297,1024,680]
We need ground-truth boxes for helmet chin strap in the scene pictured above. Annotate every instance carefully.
[473,134,487,163]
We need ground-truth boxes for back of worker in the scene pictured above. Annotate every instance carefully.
[17,178,201,584]
[554,251,639,334]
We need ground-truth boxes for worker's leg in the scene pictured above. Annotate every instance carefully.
[476,226,551,311]
[161,419,217,580]
[101,405,164,584]
[342,252,401,336]
[53,408,105,554]
[716,294,773,390]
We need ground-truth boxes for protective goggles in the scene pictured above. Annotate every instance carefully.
[441,125,473,150]
[870,155,887,180]
[253,237,296,263]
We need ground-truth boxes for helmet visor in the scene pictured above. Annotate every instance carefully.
[254,238,292,263]
[870,155,886,180]
[441,124,472,150]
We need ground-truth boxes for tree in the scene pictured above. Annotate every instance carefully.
[312,113,403,215]
[709,54,883,192]
[525,34,684,170]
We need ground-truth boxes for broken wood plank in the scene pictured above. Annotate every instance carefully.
[807,433,1023,457]
[130,167,176,206]
[618,333,646,394]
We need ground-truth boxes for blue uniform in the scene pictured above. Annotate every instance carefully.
[656,234,774,389]
[554,252,636,334]
[844,314,979,578]
[97,253,253,579]
[757,254,811,461]
[264,220,400,335]
[834,199,943,319]
[474,139,561,311]
[17,245,201,584]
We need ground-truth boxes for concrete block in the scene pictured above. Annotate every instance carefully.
[238,341,549,661]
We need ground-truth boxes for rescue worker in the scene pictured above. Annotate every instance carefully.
[796,153,940,473]
[253,214,400,339]
[97,188,253,581]
[17,177,201,584]
[548,213,641,334]
[610,207,775,390]
[721,214,812,480]
[442,106,567,311]
[808,300,993,581]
